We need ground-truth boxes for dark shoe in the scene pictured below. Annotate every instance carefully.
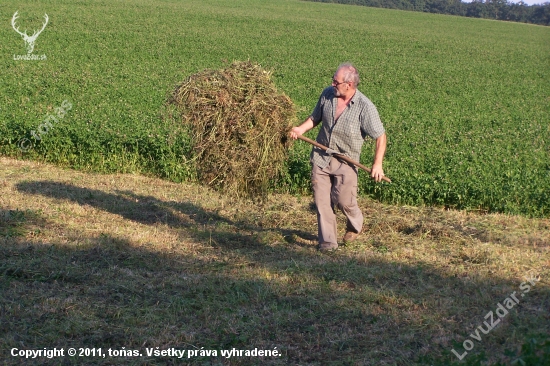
[318,242,338,251]
[343,231,360,243]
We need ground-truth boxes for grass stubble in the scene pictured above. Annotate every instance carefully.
[0,157,548,365]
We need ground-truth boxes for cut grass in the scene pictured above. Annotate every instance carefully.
[1,157,548,365]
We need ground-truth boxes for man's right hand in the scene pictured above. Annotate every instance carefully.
[289,117,315,140]
[289,126,304,140]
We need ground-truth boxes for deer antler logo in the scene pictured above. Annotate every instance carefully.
[11,11,49,54]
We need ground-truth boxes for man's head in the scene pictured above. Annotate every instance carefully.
[332,63,359,98]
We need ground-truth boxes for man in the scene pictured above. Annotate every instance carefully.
[289,63,387,251]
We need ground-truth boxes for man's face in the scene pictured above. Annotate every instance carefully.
[332,70,349,97]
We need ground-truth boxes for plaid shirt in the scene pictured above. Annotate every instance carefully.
[310,86,385,169]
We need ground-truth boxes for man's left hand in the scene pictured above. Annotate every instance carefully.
[371,163,385,182]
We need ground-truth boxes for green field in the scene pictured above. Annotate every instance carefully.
[1,0,549,216]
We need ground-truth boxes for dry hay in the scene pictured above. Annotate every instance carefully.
[171,61,296,199]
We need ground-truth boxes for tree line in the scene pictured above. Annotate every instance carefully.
[304,0,550,25]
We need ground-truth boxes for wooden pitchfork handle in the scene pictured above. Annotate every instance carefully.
[296,135,391,183]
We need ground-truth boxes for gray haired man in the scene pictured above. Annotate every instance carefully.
[289,63,387,251]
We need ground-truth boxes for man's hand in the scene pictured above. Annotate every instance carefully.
[371,133,387,182]
[289,117,315,140]
[289,126,304,140]
[371,163,385,182]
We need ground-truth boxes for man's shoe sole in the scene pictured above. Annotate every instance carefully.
[317,243,338,251]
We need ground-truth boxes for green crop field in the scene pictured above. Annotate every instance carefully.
[1,0,549,217]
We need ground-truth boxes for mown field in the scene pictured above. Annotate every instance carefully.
[0,0,548,216]
[1,157,549,365]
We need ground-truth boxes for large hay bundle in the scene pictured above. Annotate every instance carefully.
[172,61,296,198]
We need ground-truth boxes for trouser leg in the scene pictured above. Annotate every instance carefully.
[331,160,363,234]
[312,162,337,245]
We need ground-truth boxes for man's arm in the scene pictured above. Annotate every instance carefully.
[289,117,315,140]
[371,133,386,182]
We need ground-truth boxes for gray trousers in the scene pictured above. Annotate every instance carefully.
[311,157,363,245]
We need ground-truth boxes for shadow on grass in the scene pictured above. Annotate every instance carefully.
[15,181,317,246]
[3,181,549,365]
